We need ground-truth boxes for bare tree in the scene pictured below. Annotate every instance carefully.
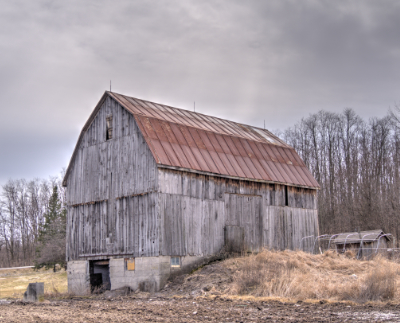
[0,172,65,267]
[282,109,400,245]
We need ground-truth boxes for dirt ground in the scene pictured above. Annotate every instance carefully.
[2,296,400,322]
[2,251,400,322]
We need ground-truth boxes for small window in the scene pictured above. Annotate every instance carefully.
[285,185,289,206]
[125,258,135,271]
[106,116,113,140]
[170,257,180,268]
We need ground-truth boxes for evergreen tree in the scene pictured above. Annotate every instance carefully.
[35,186,66,269]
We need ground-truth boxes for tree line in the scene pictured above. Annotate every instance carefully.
[282,108,400,245]
[1,108,399,267]
[0,175,66,268]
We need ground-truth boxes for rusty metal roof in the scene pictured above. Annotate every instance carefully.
[107,92,319,189]
[63,91,319,188]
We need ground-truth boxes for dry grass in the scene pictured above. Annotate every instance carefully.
[2,250,398,304]
[0,267,67,299]
[226,249,399,303]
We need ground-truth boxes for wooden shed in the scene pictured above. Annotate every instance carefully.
[333,230,392,258]
[63,91,320,293]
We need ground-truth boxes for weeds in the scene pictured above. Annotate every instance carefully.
[359,262,397,302]
[227,250,400,303]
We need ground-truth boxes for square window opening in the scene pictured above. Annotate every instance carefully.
[170,257,180,268]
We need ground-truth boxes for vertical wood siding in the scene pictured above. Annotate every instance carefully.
[158,168,319,253]
[159,193,225,256]
[224,193,262,252]
[66,193,159,261]
[158,168,317,209]
[263,206,319,251]
[66,97,158,260]
[66,97,158,205]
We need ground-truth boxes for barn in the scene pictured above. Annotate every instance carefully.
[63,91,320,294]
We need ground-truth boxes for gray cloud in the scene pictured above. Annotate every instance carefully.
[0,0,399,184]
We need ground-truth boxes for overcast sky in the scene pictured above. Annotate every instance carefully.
[1,0,399,185]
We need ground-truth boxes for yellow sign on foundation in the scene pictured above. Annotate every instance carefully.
[126,258,135,271]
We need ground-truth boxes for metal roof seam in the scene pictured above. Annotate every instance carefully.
[164,106,199,128]
[187,109,220,133]
[188,127,220,173]
[110,92,289,145]
[204,131,228,173]
[160,120,193,169]
[239,138,272,181]
[117,95,147,116]
[218,135,248,178]
[246,141,273,181]
[257,145,284,181]
[142,100,175,122]
[109,92,319,188]
[277,147,307,186]
[146,118,175,165]
[179,125,212,172]
[199,130,228,174]
[227,139,256,179]
[133,116,162,164]
[174,108,205,130]
[169,123,201,171]
[231,137,260,179]
[130,97,162,119]
[206,132,239,177]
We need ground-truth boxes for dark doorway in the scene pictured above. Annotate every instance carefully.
[89,260,111,293]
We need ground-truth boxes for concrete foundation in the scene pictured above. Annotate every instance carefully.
[67,254,221,295]
[67,261,90,295]
[109,257,170,292]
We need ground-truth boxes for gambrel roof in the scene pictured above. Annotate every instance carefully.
[63,91,320,189]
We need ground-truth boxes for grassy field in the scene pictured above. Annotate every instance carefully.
[0,267,67,299]
[1,250,399,303]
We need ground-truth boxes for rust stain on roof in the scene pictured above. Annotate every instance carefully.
[108,91,319,189]
[63,91,320,189]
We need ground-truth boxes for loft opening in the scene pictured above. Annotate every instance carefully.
[285,185,289,206]
[106,115,113,140]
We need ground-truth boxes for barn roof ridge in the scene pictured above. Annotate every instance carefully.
[63,91,320,189]
[107,90,288,147]
[106,91,293,148]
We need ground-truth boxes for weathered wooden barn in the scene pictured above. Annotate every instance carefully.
[63,91,320,294]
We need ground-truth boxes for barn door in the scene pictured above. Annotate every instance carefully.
[224,193,262,252]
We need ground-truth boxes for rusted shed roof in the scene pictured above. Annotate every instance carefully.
[334,230,391,244]
[108,92,319,189]
[63,91,320,188]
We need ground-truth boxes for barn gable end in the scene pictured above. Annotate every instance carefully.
[65,95,159,267]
